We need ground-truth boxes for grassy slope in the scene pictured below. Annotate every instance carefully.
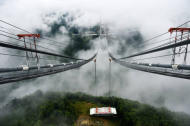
[0,91,190,126]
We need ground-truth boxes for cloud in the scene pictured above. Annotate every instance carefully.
[0,0,190,115]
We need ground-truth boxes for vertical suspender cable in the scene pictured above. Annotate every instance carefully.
[108,58,112,97]
[94,59,97,96]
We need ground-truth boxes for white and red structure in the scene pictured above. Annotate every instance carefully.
[90,107,117,116]
[17,34,41,67]
[168,27,190,64]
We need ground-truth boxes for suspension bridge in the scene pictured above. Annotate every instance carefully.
[0,19,190,87]
[109,22,190,80]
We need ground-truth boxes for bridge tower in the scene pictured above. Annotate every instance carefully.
[17,34,40,67]
[169,28,190,64]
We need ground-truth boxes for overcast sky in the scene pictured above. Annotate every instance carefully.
[0,0,190,35]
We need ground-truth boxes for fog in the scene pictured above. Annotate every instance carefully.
[0,0,190,114]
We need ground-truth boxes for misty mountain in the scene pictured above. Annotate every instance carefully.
[35,12,144,58]
[0,91,190,126]
[35,12,99,59]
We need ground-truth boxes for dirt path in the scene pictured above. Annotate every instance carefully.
[76,115,117,126]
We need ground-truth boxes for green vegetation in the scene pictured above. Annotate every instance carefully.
[0,91,190,126]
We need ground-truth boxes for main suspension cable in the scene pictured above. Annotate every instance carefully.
[0,20,69,46]
[0,40,85,60]
[138,20,190,46]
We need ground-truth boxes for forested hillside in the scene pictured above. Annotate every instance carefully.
[0,91,190,126]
